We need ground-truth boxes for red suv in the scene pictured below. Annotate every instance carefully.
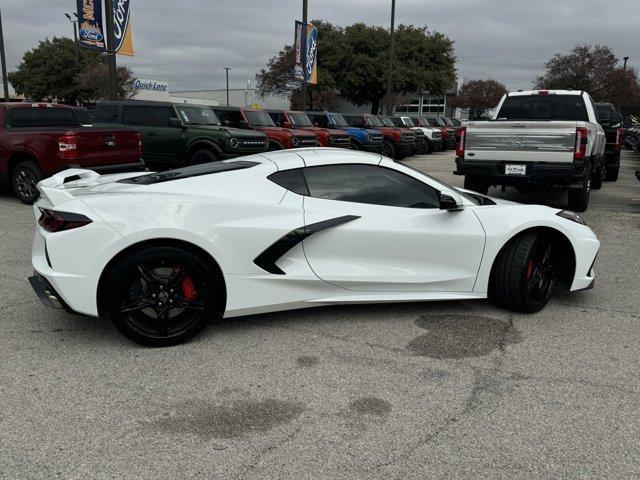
[212,107,317,150]
[266,110,351,149]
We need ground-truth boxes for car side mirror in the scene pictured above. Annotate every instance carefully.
[239,120,250,128]
[282,121,293,128]
[439,189,464,211]
[610,112,623,128]
[223,119,231,127]
[168,117,182,128]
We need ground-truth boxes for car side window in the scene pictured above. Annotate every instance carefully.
[303,164,440,209]
[145,107,172,127]
[122,106,146,125]
[216,110,242,128]
[95,105,119,123]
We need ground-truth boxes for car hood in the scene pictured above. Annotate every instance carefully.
[188,125,265,138]
[458,188,519,206]
[304,126,348,135]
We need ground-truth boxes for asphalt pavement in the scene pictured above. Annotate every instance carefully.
[1,150,639,479]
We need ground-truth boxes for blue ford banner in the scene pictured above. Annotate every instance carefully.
[76,0,106,51]
[293,21,318,84]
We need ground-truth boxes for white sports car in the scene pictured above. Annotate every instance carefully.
[29,149,599,346]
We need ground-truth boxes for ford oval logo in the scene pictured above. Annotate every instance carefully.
[80,28,104,42]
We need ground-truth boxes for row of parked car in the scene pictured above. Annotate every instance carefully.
[0,100,462,203]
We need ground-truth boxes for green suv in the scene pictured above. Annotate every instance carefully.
[94,101,269,168]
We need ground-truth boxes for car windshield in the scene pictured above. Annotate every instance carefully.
[176,106,221,125]
[381,117,396,127]
[401,117,415,127]
[328,113,349,127]
[427,118,444,127]
[245,110,275,127]
[288,112,313,126]
[496,94,589,121]
[442,118,454,126]
[596,104,613,121]
[365,116,383,127]
[450,118,462,126]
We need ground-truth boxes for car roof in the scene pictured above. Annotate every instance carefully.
[257,147,382,169]
[508,89,583,96]
[97,100,212,108]
[0,102,72,109]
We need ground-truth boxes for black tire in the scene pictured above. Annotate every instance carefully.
[605,164,619,181]
[382,139,396,159]
[104,246,225,347]
[591,165,602,190]
[189,149,218,165]
[463,175,489,195]
[490,232,556,313]
[567,171,590,212]
[11,160,43,204]
[424,139,432,154]
[268,141,283,151]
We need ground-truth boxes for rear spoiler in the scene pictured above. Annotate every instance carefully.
[37,169,99,206]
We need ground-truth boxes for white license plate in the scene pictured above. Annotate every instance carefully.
[505,164,527,175]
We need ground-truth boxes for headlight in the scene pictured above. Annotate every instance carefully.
[291,136,299,147]
[364,132,370,141]
[229,137,239,148]
[556,210,586,225]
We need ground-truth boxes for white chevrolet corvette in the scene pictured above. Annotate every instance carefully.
[29,148,599,346]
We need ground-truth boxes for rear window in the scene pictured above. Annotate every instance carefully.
[497,94,588,121]
[119,160,259,184]
[9,107,77,127]
[95,105,119,123]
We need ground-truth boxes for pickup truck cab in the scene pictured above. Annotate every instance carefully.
[0,102,143,204]
[455,90,606,211]
[595,102,624,181]
[306,111,383,153]
[211,106,317,151]
[343,113,415,159]
[95,101,268,169]
[266,110,351,149]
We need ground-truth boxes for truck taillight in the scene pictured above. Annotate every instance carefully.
[615,128,624,150]
[58,135,77,159]
[38,208,92,232]
[455,127,467,157]
[574,127,588,160]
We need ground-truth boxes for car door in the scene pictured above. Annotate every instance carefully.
[301,162,486,293]
[143,106,187,165]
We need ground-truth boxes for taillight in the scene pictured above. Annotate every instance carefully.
[574,127,588,160]
[135,131,142,154]
[58,135,77,159]
[456,127,467,157]
[615,128,624,150]
[440,127,448,139]
[38,209,92,232]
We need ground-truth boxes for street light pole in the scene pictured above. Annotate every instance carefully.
[385,0,396,114]
[103,2,118,100]
[0,9,8,102]
[301,0,308,110]
[65,13,80,62]
[224,67,230,106]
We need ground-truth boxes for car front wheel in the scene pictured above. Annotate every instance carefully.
[490,232,556,313]
[104,246,224,347]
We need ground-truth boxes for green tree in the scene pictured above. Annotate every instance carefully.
[534,44,640,113]
[257,21,456,114]
[451,79,507,119]
[8,36,133,104]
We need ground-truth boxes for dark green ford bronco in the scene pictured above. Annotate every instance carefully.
[94,101,269,169]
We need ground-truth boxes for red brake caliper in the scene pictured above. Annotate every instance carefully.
[526,259,534,280]
[177,269,197,300]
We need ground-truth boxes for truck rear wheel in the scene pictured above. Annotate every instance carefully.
[605,164,619,181]
[567,173,590,212]
[591,165,603,190]
[12,160,43,204]
[463,176,489,195]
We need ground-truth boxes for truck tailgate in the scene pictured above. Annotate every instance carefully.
[74,128,141,167]
[465,121,578,163]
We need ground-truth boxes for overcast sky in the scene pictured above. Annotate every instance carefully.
[2,0,639,92]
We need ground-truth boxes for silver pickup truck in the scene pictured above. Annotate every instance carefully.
[454,90,606,211]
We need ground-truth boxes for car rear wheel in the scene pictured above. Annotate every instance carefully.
[189,149,218,165]
[463,175,489,195]
[12,160,43,204]
[490,232,556,313]
[104,246,224,347]
[605,164,619,181]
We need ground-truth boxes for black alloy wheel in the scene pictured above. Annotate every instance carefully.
[12,161,43,204]
[105,247,223,347]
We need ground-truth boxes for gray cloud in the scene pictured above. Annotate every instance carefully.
[2,0,639,92]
